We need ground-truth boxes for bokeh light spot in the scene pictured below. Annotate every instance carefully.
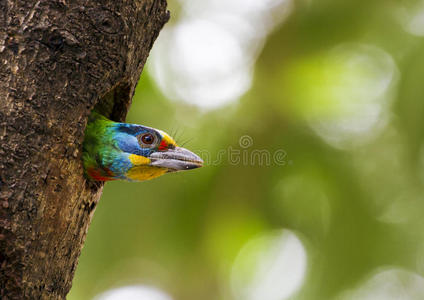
[93,285,173,300]
[150,0,293,110]
[398,1,424,36]
[150,19,251,109]
[338,268,424,300]
[284,44,398,149]
[231,230,307,300]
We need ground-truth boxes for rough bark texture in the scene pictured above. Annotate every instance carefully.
[0,1,169,299]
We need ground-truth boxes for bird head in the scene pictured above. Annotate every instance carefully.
[110,122,204,181]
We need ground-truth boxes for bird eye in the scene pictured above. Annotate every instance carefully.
[140,133,155,145]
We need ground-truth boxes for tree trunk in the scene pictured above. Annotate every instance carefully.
[0,1,169,299]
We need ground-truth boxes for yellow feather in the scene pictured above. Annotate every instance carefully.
[126,165,167,181]
[127,154,166,181]
[128,154,151,165]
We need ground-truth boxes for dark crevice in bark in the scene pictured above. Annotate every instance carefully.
[93,81,131,122]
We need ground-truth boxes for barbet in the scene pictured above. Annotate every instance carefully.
[82,112,203,181]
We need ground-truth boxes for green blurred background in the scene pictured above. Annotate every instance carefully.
[69,0,424,299]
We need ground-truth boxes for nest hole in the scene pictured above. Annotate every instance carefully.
[93,82,131,122]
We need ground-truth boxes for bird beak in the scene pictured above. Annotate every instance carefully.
[149,147,204,172]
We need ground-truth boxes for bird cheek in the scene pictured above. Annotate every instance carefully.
[128,154,151,166]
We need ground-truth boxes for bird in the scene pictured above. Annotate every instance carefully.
[82,111,203,181]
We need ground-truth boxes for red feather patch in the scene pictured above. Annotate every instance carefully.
[158,140,168,151]
[87,167,116,181]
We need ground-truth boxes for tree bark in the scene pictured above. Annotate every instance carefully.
[0,1,169,299]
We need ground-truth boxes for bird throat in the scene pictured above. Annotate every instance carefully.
[126,165,168,181]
